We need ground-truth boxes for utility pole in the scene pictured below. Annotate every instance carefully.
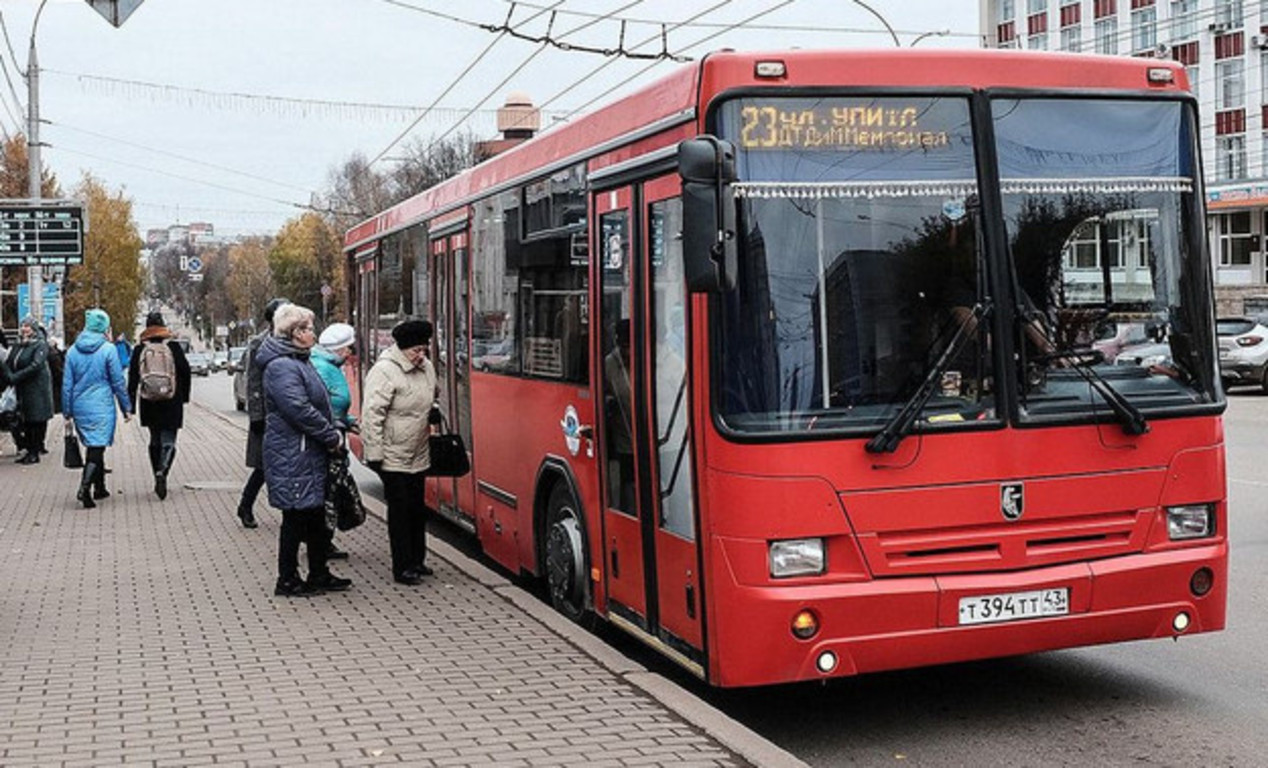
[26,0,46,324]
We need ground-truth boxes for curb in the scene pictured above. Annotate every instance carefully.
[195,401,809,768]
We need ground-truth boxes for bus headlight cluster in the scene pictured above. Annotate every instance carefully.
[1166,505,1214,540]
[769,538,825,578]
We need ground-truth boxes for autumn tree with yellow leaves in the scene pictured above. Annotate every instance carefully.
[61,174,145,340]
[269,213,344,322]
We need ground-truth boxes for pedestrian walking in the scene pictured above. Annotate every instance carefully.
[5,317,55,464]
[114,332,132,371]
[46,337,65,415]
[127,312,192,500]
[63,308,132,509]
[257,303,349,597]
[236,297,288,529]
[0,328,16,457]
[361,318,439,585]
[312,321,358,560]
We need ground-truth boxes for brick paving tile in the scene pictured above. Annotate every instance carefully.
[0,404,750,768]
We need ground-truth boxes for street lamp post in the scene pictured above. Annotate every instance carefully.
[26,0,49,324]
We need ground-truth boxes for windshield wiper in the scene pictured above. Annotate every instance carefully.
[866,302,990,454]
[1039,349,1149,436]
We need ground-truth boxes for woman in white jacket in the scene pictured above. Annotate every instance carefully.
[361,319,439,585]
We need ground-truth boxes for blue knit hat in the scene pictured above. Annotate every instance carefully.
[85,308,110,335]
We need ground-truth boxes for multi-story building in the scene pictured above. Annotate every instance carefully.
[981,0,1268,314]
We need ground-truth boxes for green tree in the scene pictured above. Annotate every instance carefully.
[62,174,144,340]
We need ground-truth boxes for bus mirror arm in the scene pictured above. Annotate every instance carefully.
[679,136,738,293]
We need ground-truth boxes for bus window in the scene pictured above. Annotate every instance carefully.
[471,192,520,374]
[650,198,693,539]
[601,209,633,514]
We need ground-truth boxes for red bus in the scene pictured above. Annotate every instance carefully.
[343,49,1227,687]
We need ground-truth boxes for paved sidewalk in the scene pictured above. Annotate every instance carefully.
[0,407,770,767]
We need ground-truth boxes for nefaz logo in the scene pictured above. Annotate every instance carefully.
[1000,483,1024,521]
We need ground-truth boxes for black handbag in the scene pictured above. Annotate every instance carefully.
[63,420,83,469]
[325,450,366,531]
[427,407,470,478]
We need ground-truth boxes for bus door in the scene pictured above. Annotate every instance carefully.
[429,230,476,531]
[597,176,703,669]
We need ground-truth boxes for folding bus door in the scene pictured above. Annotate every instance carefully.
[640,174,703,661]
[596,176,703,671]
[429,231,476,532]
[596,185,647,622]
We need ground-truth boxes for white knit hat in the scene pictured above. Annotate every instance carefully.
[318,322,355,351]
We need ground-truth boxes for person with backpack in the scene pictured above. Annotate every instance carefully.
[127,312,191,500]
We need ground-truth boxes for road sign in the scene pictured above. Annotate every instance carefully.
[189,273,204,282]
[321,283,333,297]
[85,0,146,28]
[187,256,203,273]
[16,283,58,326]
[0,203,85,266]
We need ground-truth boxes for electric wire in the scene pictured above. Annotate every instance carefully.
[0,10,24,137]
[420,1,648,153]
[45,120,316,195]
[560,0,797,120]
[369,0,567,166]
[379,0,688,60]
[501,0,979,40]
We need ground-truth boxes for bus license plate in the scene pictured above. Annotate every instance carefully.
[958,588,1069,626]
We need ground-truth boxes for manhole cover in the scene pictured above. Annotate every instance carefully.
[183,481,242,491]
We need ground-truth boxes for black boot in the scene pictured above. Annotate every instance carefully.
[92,463,110,500]
[155,446,175,500]
[78,462,99,509]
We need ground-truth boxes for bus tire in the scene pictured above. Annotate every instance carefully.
[544,482,590,624]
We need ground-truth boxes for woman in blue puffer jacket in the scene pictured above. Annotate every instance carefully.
[256,303,348,598]
[63,308,132,509]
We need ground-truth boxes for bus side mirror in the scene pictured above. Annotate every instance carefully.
[678,136,738,293]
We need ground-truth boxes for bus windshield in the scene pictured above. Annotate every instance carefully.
[712,94,1216,436]
[992,97,1217,420]
[715,94,992,434]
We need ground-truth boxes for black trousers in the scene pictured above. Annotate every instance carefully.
[240,467,265,509]
[278,506,327,581]
[148,426,177,471]
[382,470,428,577]
[19,420,47,453]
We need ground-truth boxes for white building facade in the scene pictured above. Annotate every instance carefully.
[980,0,1268,314]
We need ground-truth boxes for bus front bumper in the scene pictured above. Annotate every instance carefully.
[709,543,1227,688]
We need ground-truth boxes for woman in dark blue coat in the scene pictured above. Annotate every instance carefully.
[256,303,349,597]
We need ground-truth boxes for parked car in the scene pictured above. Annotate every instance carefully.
[1217,316,1268,392]
[212,350,228,372]
[186,351,212,377]
[1092,321,1150,363]
[226,346,247,375]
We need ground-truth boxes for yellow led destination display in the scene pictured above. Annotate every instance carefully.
[738,104,951,151]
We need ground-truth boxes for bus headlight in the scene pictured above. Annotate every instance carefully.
[1166,505,1213,540]
[769,538,826,578]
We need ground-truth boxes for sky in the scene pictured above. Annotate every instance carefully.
[0,0,981,238]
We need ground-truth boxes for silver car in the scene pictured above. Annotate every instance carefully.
[1217,316,1268,392]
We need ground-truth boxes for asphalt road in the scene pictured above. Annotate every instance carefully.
[190,373,1266,767]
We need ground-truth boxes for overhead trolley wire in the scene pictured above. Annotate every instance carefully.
[369,0,567,167]
[419,0,649,153]
[559,0,798,120]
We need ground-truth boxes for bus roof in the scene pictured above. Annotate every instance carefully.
[344,48,1187,252]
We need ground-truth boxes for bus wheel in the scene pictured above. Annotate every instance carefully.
[544,484,589,623]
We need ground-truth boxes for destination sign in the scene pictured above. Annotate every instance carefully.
[0,205,85,265]
[736,101,952,152]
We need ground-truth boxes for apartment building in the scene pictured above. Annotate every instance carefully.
[981,0,1268,313]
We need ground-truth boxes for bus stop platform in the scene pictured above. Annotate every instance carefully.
[0,403,807,767]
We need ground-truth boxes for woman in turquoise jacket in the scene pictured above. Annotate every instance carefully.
[313,322,357,561]
[63,308,132,508]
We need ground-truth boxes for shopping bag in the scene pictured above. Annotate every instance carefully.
[0,386,18,432]
[63,420,83,469]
